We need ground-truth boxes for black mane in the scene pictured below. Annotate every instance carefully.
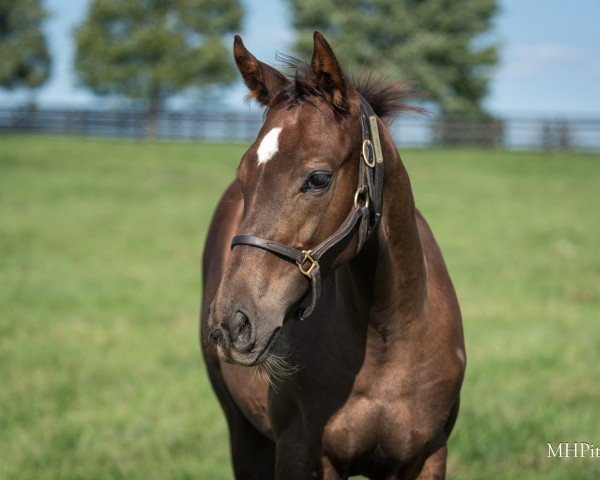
[266,53,423,123]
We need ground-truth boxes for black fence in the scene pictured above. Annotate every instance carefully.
[1,106,599,151]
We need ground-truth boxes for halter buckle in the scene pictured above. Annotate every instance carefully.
[354,185,370,209]
[297,249,319,278]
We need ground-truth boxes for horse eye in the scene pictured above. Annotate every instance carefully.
[303,171,332,191]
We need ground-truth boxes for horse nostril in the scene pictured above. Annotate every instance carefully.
[229,310,255,352]
[209,327,223,345]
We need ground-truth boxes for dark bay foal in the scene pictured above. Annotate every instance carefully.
[200,32,465,479]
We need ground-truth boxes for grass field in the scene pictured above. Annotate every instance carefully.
[1,135,598,479]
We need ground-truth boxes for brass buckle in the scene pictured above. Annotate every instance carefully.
[354,186,370,209]
[362,139,376,168]
[297,249,319,278]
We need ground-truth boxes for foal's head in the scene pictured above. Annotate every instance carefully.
[208,32,410,366]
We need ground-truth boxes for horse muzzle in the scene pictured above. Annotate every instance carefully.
[208,305,282,366]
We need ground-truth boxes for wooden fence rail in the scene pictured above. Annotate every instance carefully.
[1,107,599,151]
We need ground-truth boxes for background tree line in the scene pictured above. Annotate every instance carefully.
[0,0,498,115]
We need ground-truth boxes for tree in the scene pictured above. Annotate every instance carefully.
[288,0,498,114]
[75,0,243,114]
[0,0,51,91]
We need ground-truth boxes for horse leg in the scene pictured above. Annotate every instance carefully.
[408,397,460,480]
[383,446,447,480]
[274,434,315,479]
[413,445,447,480]
[224,400,276,479]
[321,456,344,480]
[409,396,460,480]
[274,425,340,480]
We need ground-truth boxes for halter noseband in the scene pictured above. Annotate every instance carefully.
[231,95,385,320]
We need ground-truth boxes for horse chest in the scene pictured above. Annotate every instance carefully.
[280,324,454,468]
[319,380,436,468]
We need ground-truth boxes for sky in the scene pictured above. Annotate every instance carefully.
[2,0,599,115]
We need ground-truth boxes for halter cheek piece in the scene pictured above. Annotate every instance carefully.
[231,95,384,320]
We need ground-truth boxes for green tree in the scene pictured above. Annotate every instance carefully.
[75,0,243,115]
[0,0,51,91]
[288,0,498,114]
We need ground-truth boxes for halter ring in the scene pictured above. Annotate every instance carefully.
[362,139,376,168]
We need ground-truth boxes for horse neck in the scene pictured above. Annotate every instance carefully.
[349,127,427,333]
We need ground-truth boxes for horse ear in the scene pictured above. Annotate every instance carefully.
[311,31,352,111]
[233,35,288,106]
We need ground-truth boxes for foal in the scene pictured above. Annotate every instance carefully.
[201,32,465,480]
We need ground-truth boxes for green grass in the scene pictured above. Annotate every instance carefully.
[1,135,598,479]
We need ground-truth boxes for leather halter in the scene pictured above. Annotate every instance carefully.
[231,95,385,320]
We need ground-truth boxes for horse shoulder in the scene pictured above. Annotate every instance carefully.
[415,209,465,354]
[415,209,466,406]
